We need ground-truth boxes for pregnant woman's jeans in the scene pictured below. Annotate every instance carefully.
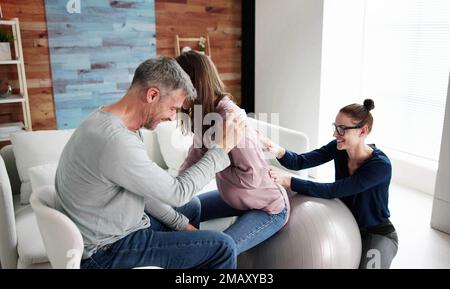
[199,190,288,255]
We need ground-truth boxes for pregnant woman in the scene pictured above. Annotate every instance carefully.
[176,51,289,254]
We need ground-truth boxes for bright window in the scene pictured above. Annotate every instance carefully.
[320,0,450,162]
[362,0,450,161]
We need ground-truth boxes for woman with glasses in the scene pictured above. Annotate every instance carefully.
[259,99,398,269]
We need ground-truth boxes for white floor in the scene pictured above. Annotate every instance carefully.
[389,183,450,269]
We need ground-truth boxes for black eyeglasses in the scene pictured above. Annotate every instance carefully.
[332,123,361,136]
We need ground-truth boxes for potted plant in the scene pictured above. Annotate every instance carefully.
[0,79,12,98]
[0,29,13,61]
[198,36,207,54]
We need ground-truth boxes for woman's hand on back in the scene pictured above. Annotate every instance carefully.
[269,167,292,189]
[256,130,286,159]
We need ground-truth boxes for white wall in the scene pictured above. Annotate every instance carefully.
[319,0,366,146]
[255,0,324,157]
[317,0,367,178]
[431,75,450,234]
[388,151,437,195]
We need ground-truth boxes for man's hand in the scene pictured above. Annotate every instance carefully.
[269,167,292,189]
[184,223,198,232]
[256,130,285,159]
[219,113,246,154]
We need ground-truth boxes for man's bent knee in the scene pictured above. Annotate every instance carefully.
[191,196,201,212]
[206,231,237,269]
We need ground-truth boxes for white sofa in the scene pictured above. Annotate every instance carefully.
[0,118,310,269]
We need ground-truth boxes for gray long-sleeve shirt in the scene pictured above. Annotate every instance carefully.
[55,108,230,259]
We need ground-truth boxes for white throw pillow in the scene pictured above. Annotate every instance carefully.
[155,121,193,177]
[28,163,58,202]
[10,129,74,204]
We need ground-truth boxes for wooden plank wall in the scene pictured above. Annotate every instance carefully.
[1,0,55,130]
[45,0,157,129]
[156,0,242,104]
[0,0,242,131]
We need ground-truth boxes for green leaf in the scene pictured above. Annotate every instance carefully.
[0,29,14,43]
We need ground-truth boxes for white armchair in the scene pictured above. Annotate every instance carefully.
[29,186,83,269]
[0,154,18,269]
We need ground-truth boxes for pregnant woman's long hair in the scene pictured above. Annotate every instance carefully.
[176,51,234,139]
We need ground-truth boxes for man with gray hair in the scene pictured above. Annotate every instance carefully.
[55,57,244,269]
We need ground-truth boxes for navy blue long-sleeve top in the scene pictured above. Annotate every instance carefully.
[278,140,392,228]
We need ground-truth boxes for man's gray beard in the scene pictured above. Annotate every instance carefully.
[143,117,153,129]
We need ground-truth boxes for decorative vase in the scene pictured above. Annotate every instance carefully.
[0,42,12,61]
[0,84,12,98]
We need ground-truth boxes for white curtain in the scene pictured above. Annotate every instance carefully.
[361,0,450,161]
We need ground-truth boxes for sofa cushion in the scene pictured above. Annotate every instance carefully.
[15,205,48,265]
[17,259,51,269]
[155,121,193,176]
[28,163,58,194]
[10,129,74,204]
[140,128,167,169]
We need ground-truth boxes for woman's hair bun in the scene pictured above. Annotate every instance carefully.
[363,99,375,111]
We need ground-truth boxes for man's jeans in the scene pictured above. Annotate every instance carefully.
[199,190,288,255]
[81,196,237,269]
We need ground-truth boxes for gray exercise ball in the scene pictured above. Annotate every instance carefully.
[237,194,362,269]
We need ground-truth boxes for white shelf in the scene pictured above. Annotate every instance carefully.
[0,59,21,65]
[0,20,17,26]
[0,94,25,104]
[0,121,24,141]
[0,18,32,132]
